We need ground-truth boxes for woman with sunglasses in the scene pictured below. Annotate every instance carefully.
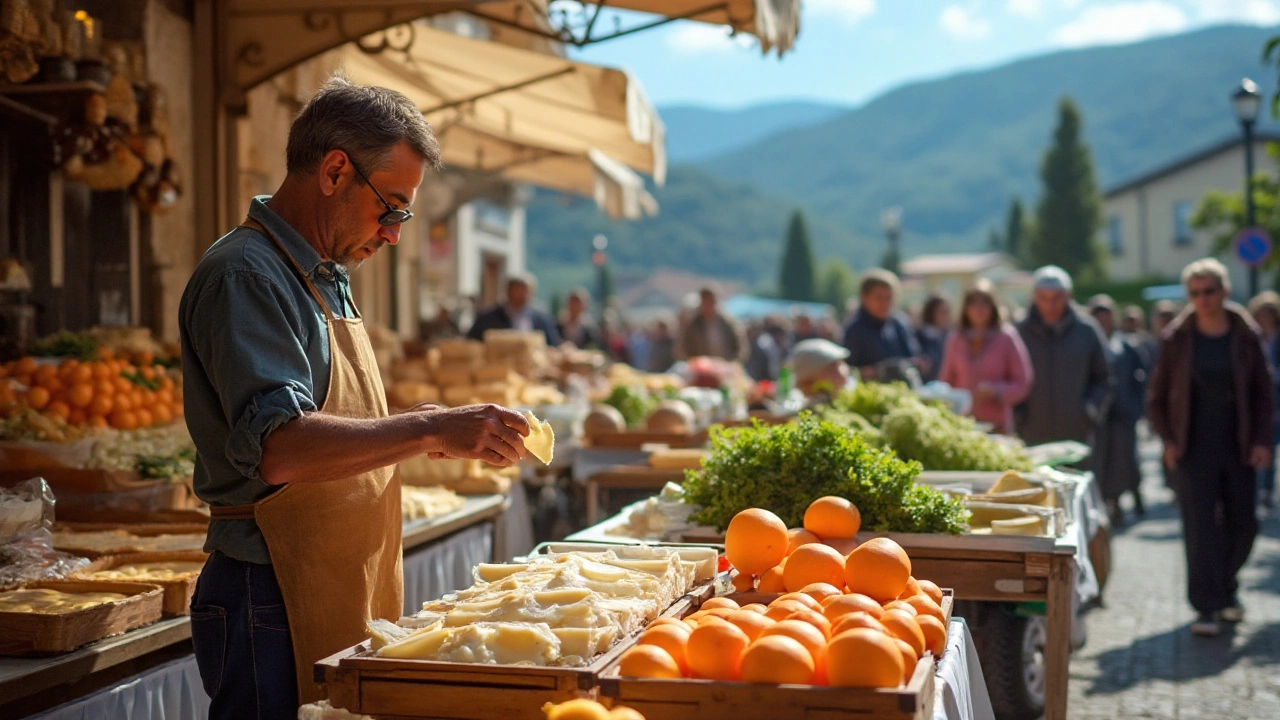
[1147,258,1273,637]
[937,279,1033,435]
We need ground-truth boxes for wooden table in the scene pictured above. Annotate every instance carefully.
[584,465,685,525]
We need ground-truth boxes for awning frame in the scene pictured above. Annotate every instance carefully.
[469,0,742,47]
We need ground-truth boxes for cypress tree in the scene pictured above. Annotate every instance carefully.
[1005,197,1026,264]
[778,210,817,302]
[1030,98,1103,277]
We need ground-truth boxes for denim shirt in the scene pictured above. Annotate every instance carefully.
[179,196,354,564]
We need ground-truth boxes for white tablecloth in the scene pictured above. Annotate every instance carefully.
[497,485,535,562]
[934,618,995,720]
[402,520,493,615]
[28,655,209,720]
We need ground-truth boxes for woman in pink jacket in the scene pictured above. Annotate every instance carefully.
[938,280,1034,434]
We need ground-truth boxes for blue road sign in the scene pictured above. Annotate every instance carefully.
[1234,227,1273,268]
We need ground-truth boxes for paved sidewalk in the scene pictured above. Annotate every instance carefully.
[1066,444,1280,719]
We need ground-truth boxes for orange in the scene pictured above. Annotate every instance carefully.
[726,609,774,642]
[883,601,917,617]
[731,571,755,593]
[880,609,926,658]
[637,624,691,675]
[156,388,174,406]
[787,528,821,555]
[646,617,690,633]
[68,383,93,408]
[740,603,768,615]
[827,628,904,688]
[686,618,749,681]
[917,579,944,606]
[94,379,115,397]
[757,565,786,593]
[724,508,789,577]
[774,592,822,613]
[114,392,134,412]
[844,538,912,603]
[15,357,37,375]
[617,645,682,679]
[785,609,832,638]
[44,401,70,421]
[136,351,155,367]
[701,597,741,612]
[740,635,815,685]
[89,394,113,417]
[893,638,919,684]
[141,366,157,381]
[898,576,922,600]
[823,594,884,622]
[609,708,645,720]
[153,404,173,425]
[109,410,138,431]
[823,537,859,556]
[113,376,133,395]
[759,619,828,679]
[803,496,862,539]
[905,595,944,624]
[170,401,184,418]
[915,614,948,657]
[830,611,888,637]
[25,386,50,411]
[799,583,843,605]
[88,415,109,429]
[34,364,58,385]
[134,408,154,428]
[764,599,809,622]
[90,362,112,380]
[783,544,846,593]
[67,408,87,426]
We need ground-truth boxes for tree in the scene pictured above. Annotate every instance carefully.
[817,258,858,315]
[778,210,818,302]
[987,227,1002,252]
[1005,197,1029,266]
[596,264,615,310]
[1029,98,1104,278]
[1191,144,1280,288]
[549,292,563,320]
[880,245,901,275]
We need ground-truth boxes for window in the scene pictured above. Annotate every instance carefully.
[472,199,511,238]
[1173,201,1193,246]
[1108,215,1123,257]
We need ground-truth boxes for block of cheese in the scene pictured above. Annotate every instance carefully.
[442,385,477,407]
[379,622,560,665]
[522,411,555,465]
[437,339,484,364]
[435,367,475,388]
[990,516,1047,536]
[401,486,466,521]
[472,363,515,383]
[0,587,128,614]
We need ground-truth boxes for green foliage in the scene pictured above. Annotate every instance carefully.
[32,332,99,361]
[1005,197,1030,267]
[549,292,563,320]
[1030,98,1104,278]
[603,385,655,428]
[816,258,858,315]
[681,414,968,534]
[597,264,616,308]
[821,383,1035,472]
[1191,144,1280,288]
[778,210,817,302]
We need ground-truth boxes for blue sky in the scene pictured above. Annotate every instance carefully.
[570,0,1280,107]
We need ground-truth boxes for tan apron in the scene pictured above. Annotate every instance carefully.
[210,218,403,705]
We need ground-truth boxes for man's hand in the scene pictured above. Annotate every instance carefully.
[1250,445,1273,471]
[422,404,531,467]
[1162,445,1179,470]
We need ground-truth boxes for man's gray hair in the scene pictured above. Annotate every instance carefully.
[1181,258,1231,293]
[286,74,442,176]
[1031,265,1073,294]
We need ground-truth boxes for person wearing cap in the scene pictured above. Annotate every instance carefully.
[1014,266,1113,451]
[1089,294,1147,525]
[789,338,853,403]
[937,280,1032,434]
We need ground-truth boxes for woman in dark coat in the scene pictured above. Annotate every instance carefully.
[1147,259,1273,637]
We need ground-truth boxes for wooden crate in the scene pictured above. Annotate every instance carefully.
[0,580,164,655]
[318,597,702,719]
[74,551,208,615]
[586,430,708,450]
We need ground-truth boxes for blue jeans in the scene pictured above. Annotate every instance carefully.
[190,551,298,720]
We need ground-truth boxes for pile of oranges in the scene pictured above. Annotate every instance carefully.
[0,351,183,431]
[615,501,948,689]
[542,699,644,720]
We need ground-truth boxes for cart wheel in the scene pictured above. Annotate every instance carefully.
[973,609,1047,720]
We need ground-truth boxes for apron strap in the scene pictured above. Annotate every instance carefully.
[240,216,337,322]
[209,504,257,520]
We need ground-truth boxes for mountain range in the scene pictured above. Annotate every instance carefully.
[526,24,1280,297]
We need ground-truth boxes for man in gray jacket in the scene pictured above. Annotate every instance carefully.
[1015,266,1114,449]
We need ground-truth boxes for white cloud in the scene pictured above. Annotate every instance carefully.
[940,6,992,39]
[664,24,754,53]
[1192,0,1280,25]
[1053,1,1188,47]
[1007,0,1043,17]
[807,0,877,25]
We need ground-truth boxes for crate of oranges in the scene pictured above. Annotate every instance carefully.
[598,504,951,720]
[0,351,183,435]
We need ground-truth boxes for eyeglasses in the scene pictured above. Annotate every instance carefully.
[1187,287,1222,299]
[346,154,413,226]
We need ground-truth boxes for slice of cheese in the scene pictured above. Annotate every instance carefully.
[522,411,555,465]
[990,470,1033,494]
[990,516,1046,536]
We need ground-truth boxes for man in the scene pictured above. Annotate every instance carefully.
[789,338,854,404]
[1014,266,1113,450]
[1089,295,1147,525]
[678,286,746,361]
[180,77,531,718]
[841,269,922,382]
[467,273,562,346]
[647,316,677,372]
[557,288,602,350]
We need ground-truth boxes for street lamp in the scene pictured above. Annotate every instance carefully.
[592,234,608,322]
[881,207,903,274]
[1233,77,1262,296]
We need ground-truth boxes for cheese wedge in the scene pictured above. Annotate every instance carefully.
[990,516,1046,536]
[522,411,555,464]
[990,470,1033,494]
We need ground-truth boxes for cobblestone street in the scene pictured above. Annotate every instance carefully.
[1066,442,1280,719]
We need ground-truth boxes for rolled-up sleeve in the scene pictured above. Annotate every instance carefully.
[187,269,317,480]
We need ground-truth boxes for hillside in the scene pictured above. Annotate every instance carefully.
[658,101,847,162]
[527,24,1280,292]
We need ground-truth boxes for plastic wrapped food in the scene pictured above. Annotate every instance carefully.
[0,478,90,589]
